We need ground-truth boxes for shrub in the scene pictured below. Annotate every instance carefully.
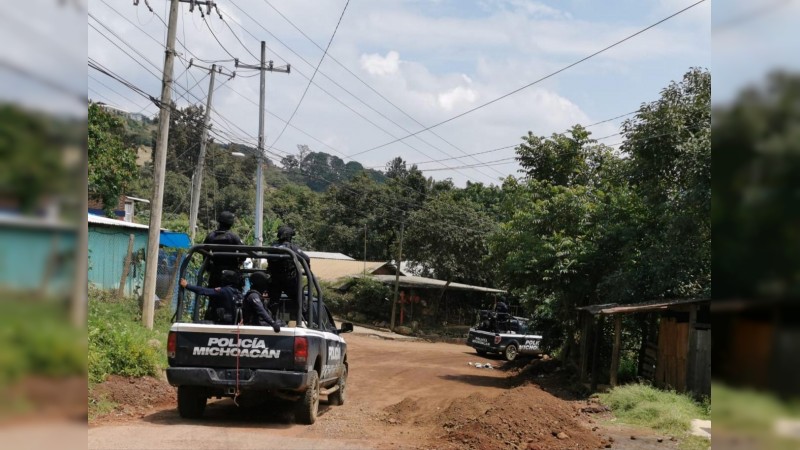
[0,300,85,383]
[599,383,709,435]
[88,288,171,384]
[348,278,392,321]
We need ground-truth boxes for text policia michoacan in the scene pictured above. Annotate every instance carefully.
[192,337,281,358]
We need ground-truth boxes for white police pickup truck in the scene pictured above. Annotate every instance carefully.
[466,311,542,361]
[166,244,353,424]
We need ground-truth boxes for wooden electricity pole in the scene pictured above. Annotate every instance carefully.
[390,222,404,332]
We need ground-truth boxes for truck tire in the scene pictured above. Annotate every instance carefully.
[328,366,347,406]
[177,386,206,419]
[504,343,518,362]
[295,370,320,424]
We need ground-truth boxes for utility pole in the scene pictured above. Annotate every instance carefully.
[188,63,215,243]
[390,221,404,332]
[141,0,180,329]
[139,0,221,329]
[236,42,289,246]
[363,223,367,275]
[188,62,234,243]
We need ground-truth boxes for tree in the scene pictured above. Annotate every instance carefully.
[88,103,137,216]
[405,193,497,286]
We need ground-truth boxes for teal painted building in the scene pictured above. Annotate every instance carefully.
[0,214,76,296]
[88,214,150,297]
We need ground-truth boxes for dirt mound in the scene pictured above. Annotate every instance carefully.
[430,383,602,450]
[90,375,175,423]
[383,397,421,424]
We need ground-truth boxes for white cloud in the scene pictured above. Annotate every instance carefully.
[360,50,401,76]
[437,86,478,111]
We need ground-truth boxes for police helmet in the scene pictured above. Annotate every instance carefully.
[250,271,271,291]
[217,211,235,227]
[277,225,295,242]
[220,270,241,287]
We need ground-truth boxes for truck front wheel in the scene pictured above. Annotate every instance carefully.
[177,386,206,419]
[504,344,518,362]
[295,370,320,424]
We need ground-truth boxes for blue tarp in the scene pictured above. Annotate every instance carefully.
[159,231,191,249]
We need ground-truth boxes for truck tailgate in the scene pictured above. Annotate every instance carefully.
[170,323,296,370]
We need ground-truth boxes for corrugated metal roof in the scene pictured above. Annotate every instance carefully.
[88,213,149,230]
[369,274,506,294]
[577,298,710,315]
[311,259,388,281]
[305,251,354,260]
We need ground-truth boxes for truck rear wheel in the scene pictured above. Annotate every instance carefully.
[328,366,347,406]
[177,386,206,419]
[504,344,518,362]
[295,370,320,424]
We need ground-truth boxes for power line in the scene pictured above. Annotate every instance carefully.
[257,0,507,178]
[227,1,500,181]
[270,0,350,147]
[347,0,709,158]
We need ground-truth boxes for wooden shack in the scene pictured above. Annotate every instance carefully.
[576,298,710,398]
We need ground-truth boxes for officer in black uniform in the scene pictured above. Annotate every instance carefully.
[180,270,241,324]
[203,211,244,287]
[242,272,281,332]
[267,226,310,319]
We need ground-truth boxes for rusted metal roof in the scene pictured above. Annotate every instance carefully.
[577,298,709,315]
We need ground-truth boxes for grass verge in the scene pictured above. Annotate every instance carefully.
[88,287,172,385]
[598,383,709,435]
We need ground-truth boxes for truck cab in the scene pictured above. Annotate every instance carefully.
[166,244,352,424]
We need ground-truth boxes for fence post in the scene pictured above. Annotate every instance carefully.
[164,249,183,308]
[610,315,622,387]
[117,234,135,297]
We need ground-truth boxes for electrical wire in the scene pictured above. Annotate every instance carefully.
[347,0,709,158]
[270,0,350,148]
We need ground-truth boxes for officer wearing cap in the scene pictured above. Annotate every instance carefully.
[203,211,244,287]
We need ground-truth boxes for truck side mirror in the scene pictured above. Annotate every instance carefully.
[339,322,354,333]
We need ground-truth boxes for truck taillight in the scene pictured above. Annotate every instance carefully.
[167,331,176,358]
[294,336,308,366]
[494,335,502,345]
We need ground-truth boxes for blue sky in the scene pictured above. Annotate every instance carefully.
[83,0,711,185]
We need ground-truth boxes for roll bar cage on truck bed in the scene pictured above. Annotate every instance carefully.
[167,244,352,424]
[175,244,322,325]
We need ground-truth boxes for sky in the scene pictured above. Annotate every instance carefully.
[84,0,709,185]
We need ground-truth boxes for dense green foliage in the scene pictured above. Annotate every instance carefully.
[0,300,85,383]
[88,288,171,384]
[713,73,800,299]
[89,103,138,216]
[0,105,72,212]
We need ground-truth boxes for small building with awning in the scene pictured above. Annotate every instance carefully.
[88,213,190,299]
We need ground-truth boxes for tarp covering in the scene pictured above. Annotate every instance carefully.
[159,231,191,249]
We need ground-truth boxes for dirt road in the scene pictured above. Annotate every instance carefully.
[89,333,618,449]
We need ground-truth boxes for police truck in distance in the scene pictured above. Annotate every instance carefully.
[166,244,352,425]
[466,310,542,361]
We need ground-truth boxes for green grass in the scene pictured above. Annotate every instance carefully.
[598,383,709,435]
[712,382,800,448]
[0,299,86,384]
[88,288,172,384]
[88,388,117,421]
[678,435,710,450]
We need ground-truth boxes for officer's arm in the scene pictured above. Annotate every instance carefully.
[184,284,221,298]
